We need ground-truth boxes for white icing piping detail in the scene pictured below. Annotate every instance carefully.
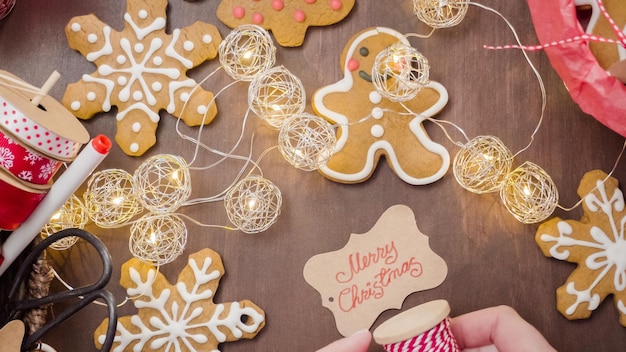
[117,102,160,123]
[314,27,449,184]
[541,178,626,316]
[167,79,197,114]
[166,29,194,69]
[86,26,113,62]
[82,74,115,112]
[96,255,264,352]
[124,12,166,41]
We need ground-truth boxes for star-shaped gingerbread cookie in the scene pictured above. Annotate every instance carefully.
[94,248,265,351]
[536,170,626,326]
[63,0,222,156]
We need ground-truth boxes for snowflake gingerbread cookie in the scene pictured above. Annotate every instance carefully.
[216,0,355,47]
[312,27,449,185]
[63,0,222,156]
[536,170,626,326]
[94,248,265,351]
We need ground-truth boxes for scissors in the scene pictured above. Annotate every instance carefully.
[0,228,117,351]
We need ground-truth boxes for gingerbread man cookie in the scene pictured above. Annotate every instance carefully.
[528,0,626,138]
[216,0,355,47]
[536,170,626,326]
[575,0,626,76]
[94,248,265,351]
[312,27,449,185]
[63,0,222,156]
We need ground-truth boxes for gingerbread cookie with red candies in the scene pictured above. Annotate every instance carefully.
[216,0,355,47]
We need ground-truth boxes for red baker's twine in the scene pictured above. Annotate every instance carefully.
[382,317,459,352]
[484,0,626,51]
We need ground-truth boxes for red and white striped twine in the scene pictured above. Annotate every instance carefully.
[382,317,459,352]
[595,0,626,46]
[485,0,626,51]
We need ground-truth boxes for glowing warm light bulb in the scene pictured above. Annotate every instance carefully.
[133,154,191,214]
[248,65,305,129]
[500,161,558,224]
[413,0,470,28]
[50,210,62,221]
[40,194,87,250]
[523,185,532,196]
[372,42,430,102]
[278,113,336,171]
[247,197,258,210]
[84,169,143,228]
[224,175,282,234]
[129,213,187,265]
[219,24,276,81]
[453,136,513,194]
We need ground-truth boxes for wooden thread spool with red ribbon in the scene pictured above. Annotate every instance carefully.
[0,70,89,230]
[373,300,459,352]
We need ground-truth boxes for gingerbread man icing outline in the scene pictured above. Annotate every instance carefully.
[313,27,450,185]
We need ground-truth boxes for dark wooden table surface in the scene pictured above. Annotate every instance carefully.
[1,0,626,350]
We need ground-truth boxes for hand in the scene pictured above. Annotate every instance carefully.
[316,329,372,352]
[450,305,556,352]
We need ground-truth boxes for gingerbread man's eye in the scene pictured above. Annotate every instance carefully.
[359,47,369,57]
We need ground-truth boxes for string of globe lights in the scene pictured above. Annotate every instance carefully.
[40,2,626,270]
[40,25,338,270]
[378,0,626,224]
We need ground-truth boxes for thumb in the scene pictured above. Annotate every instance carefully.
[316,330,372,352]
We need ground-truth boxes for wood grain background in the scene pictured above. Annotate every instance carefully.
[1,0,625,350]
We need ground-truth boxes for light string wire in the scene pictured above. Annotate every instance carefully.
[49,263,161,308]
[181,132,261,206]
[557,138,626,211]
[405,26,437,40]
[469,1,626,212]
[407,1,626,215]
[468,1,547,158]
[174,65,255,170]
[483,0,626,51]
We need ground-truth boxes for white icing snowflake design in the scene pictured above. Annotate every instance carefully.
[95,248,265,351]
[536,170,626,326]
[63,0,222,156]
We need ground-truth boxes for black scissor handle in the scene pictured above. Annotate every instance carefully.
[5,228,117,352]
